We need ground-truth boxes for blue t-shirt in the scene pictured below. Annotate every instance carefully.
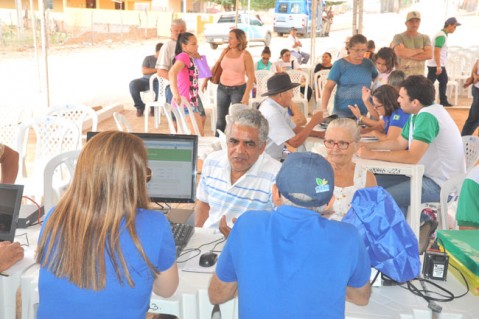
[215,206,371,319]
[328,58,378,118]
[37,208,176,319]
[383,108,410,134]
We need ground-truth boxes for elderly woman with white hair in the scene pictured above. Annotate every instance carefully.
[324,118,377,221]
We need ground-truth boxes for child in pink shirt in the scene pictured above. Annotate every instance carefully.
[169,32,205,135]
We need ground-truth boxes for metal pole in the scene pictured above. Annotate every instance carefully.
[310,0,318,65]
[352,0,358,35]
[38,0,50,109]
[29,0,41,94]
[16,0,24,37]
[358,0,363,34]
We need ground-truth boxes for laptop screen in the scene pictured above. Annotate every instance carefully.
[86,132,198,203]
[0,184,24,242]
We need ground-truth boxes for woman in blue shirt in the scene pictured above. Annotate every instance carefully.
[321,34,378,118]
[349,84,410,141]
[36,131,179,319]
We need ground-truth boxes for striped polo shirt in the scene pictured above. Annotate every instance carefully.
[197,150,281,229]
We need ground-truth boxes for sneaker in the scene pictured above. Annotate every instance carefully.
[136,109,144,117]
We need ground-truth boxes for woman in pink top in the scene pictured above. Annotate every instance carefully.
[203,29,255,135]
[169,32,205,136]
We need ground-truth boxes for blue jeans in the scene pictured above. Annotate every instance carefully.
[216,83,246,135]
[461,86,479,136]
[129,77,158,111]
[375,174,441,217]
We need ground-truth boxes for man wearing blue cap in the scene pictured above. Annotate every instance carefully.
[208,152,371,318]
[427,17,461,107]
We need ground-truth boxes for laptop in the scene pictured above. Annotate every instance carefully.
[0,184,24,242]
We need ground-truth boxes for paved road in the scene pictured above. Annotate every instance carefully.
[1,1,477,119]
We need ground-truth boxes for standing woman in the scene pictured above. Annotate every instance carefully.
[36,131,178,319]
[205,29,254,134]
[169,32,205,136]
[321,34,378,118]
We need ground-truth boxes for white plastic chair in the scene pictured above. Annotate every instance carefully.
[249,70,274,109]
[17,116,81,200]
[113,112,133,132]
[173,96,201,135]
[317,69,335,114]
[144,74,168,132]
[462,135,479,171]
[287,69,310,118]
[198,80,218,133]
[43,150,81,215]
[439,172,467,230]
[46,103,98,137]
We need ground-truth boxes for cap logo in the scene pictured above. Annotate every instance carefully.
[315,178,330,193]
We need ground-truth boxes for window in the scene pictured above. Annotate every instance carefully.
[278,3,288,13]
[291,4,301,13]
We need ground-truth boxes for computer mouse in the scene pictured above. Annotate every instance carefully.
[199,252,218,267]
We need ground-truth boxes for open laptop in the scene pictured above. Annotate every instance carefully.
[0,184,24,242]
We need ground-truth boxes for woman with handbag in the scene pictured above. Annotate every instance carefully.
[202,29,255,135]
[169,32,205,135]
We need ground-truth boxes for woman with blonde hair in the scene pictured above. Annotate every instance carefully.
[324,118,376,221]
[36,131,178,318]
[202,29,255,135]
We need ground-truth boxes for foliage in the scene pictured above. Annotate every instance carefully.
[208,0,276,11]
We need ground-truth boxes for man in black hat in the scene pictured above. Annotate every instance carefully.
[426,17,462,106]
[259,72,324,161]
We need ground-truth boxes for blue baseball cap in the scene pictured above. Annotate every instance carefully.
[276,152,334,208]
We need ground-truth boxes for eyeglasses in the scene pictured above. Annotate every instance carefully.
[146,167,152,183]
[350,48,367,54]
[373,104,384,110]
[323,139,353,150]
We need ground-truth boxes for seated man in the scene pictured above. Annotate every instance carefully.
[358,75,465,215]
[0,241,24,272]
[259,72,323,161]
[208,152,371,317]
[288,27,310,65]
[195,108,281,237]
[0,143,19,184]
[129,42,162,117]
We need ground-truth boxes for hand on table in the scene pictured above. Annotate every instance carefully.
[219,215,237,238]
[357,145,374,159]
[0,241,24,272]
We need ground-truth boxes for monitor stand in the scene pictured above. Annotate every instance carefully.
[167,208,194,225]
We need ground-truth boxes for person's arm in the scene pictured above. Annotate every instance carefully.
[320,80,336,114]
[384,126,403,141]
[365,170,377,187]
[289,102,307,126]
[287,111,323,148]
[433,46,442,75]
[168,59,185,106]
[348,105,382,131]
[0,242,24,272]
[208,273,238,305]
[464,61,479,88]
[409,45,433,61]
[0,145,19,184]
[242,51,255,105]
[358,138,429,164]
[346,282,371,306]
[152,262,179,298]
[195,200,210,227]
[142,56,158,76]
[362,86,379,119]
[394,43,423,58]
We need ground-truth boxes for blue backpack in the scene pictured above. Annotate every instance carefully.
[343,186,420,283]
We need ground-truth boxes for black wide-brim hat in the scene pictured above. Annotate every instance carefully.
[261,72,300,97]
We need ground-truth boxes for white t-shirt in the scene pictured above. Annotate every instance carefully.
[259,98,296,161]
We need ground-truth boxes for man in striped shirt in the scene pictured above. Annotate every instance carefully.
[195,109,281,237]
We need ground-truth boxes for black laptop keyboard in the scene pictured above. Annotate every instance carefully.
[170,222,195,257]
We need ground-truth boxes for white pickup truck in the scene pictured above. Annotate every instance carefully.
[203,13,272,50]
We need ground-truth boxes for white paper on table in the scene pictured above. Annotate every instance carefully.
[2,246,36,276]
